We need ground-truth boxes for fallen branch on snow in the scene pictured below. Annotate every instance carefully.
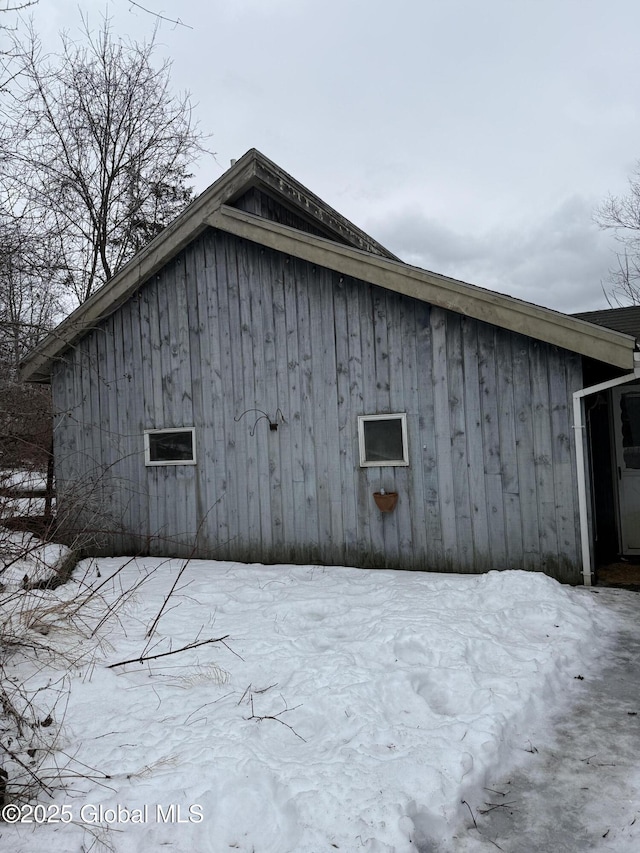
[107,636,230,669]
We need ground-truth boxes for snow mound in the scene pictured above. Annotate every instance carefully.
[0,529,70,591]
[2,560,610,853]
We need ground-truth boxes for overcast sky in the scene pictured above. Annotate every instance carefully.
[24,0,640,313]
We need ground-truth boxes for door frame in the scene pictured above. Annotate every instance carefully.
[611,383,640,555]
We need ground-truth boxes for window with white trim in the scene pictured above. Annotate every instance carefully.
[358,413,408,467]
[144,428,196,466]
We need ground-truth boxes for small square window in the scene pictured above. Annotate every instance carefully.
[358,414,408,467]
[144,428,196,466]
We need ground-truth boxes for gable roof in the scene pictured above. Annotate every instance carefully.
[20,149,638,382]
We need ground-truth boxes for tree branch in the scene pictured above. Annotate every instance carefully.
[126,1,193,30]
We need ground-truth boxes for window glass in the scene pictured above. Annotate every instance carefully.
[363,419,404,463]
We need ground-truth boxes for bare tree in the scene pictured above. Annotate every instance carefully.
[596,162,640,305]
[2,16,207,305]
[0,213,57,474]
[0,217,61,366]
[0,2,38,91]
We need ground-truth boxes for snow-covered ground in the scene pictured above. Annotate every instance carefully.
[0,557,635,852]
[0,529,69,590]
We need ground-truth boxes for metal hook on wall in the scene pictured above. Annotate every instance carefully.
[235,408,287,436]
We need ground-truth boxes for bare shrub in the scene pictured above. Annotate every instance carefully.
[0,562,114,807]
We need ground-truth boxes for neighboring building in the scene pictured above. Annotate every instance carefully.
[574,305,640,341]
[20,151,640,583]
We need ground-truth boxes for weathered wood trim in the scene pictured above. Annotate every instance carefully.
[207,206,637,370]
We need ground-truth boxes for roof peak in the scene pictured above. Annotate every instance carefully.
[19,150,638,381]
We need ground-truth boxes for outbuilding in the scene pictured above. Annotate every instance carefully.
[21,150,640,583]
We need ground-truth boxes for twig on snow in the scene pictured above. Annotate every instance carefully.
[246,694,307,742]
[107,635,229,668]
[461,799,477,830]
[477,801,517,815]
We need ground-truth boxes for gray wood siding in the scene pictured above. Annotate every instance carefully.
[51,229,584,582]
